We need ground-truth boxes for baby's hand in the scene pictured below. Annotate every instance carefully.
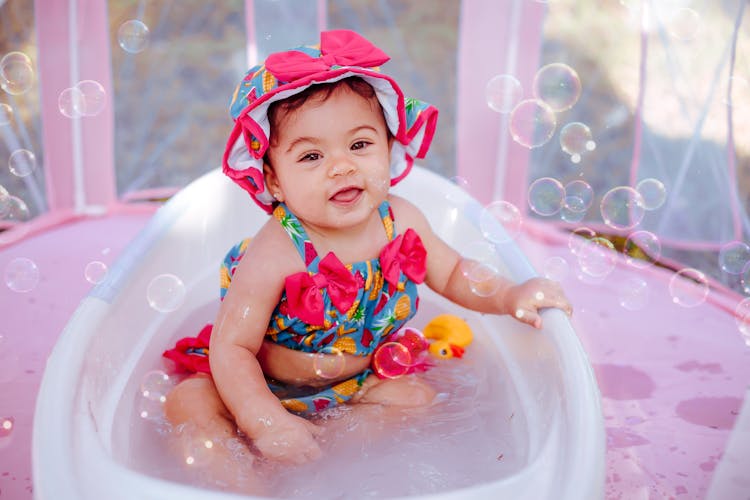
[252,413,324,464]
[503,277,572,329]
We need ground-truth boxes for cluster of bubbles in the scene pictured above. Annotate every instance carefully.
[1,52,37,223]
[565,223,713,310]
[524,176,666,229]
[58,80,107,119]
[486,63,594,161]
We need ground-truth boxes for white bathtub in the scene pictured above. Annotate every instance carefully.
[32,166,604,499]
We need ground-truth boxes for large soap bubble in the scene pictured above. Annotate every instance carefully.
[485,74,523,114]
[509,99,557,149]
[0,52,34,96]
[118,20,150,54]
[533,63,581,112]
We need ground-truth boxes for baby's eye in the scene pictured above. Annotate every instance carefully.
[351,141,371,151]
[300,152,321,162]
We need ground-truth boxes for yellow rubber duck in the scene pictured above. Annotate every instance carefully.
[423,314,474,359]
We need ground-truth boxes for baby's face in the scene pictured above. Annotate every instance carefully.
[265,84,392,234]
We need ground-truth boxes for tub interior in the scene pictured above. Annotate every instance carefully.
[61,168,576,498]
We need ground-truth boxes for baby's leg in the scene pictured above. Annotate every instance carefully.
[353,374,436,407]
[164,374,262,494]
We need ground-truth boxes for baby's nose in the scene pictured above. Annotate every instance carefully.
[329,157,357,177]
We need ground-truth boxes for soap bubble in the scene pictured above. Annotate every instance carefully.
[719,241,750,275]
[636,178,666,211]
[391,327,428,359]
[667,7,701,41]
[0,195,30,222]
[76,80,107,116]
[118,20,150,54]
[146,273,186,312]
[543,256,569,281]
[528,177,564,216]
[8,149,36,177]
[624,230,661,269]
[84,261,108,284]
[600,186,645,231]
[568,226,597,256]
[466,261,501,297]
[533,63,581,112]
[668,268,709,308]
[0,52,34,96]
[480,200,523,243]
[4,257,39,293]
[577,236,617,279]
[460,240,503,296]
[509,99,557,149]
[564,180,594,211]
[0,103,12,125]
[140,370,172,402]
[485,74,523,114]
[560,197,586,223]
[372,342,411,379]
[312,347,346,379]
[137,397,164,421]
[58,87,85,118]
[618,276,649,311]
[559,122,595,159]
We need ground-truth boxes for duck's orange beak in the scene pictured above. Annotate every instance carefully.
[450,344,465,358]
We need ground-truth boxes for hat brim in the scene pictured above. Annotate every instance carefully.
[223,68,438,213]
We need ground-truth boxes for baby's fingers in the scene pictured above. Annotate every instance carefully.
[530,287,573,316]
[514,308,542,329]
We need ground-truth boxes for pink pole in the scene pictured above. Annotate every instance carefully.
[77,0,116,208]
[456,0,545,209]
[35,0,75,211]
[34,0,116,212]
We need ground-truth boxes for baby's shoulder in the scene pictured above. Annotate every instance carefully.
[387,194,431,233]
[233,218,305,280]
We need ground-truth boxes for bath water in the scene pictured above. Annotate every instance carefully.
[117,309,527,498]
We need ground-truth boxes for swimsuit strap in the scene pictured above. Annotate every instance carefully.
[273,201,396,272]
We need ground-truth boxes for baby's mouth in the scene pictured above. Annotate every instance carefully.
[330,187,363,203]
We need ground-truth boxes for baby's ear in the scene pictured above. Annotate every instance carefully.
[263,162,282,201]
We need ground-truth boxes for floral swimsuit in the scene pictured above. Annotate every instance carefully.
[164,200,427,415]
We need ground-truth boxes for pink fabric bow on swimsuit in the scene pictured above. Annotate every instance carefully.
[264,30,391,82]
[379,228,427,288]
[285,252,362,326]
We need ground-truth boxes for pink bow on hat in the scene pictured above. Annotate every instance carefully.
[265,30,391,82]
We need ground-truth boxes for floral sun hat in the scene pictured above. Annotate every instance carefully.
[222,29,439,213]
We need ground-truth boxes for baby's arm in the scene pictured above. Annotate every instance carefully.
[389,195,572,328]
[208,222,322,464]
